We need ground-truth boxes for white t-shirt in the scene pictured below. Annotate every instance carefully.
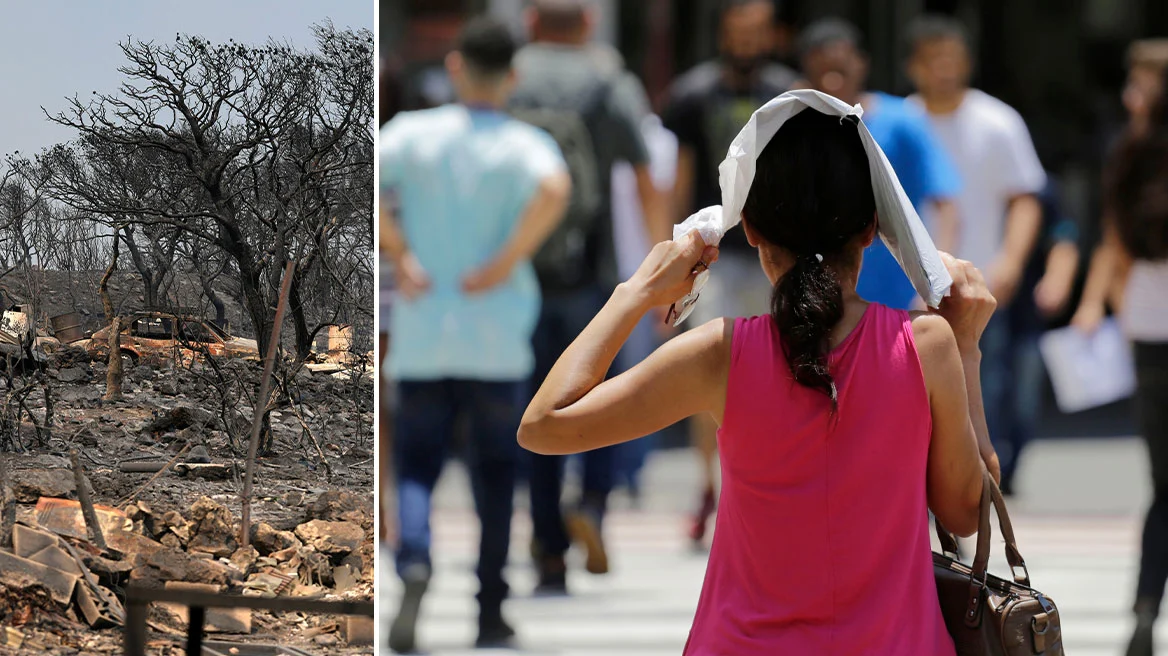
[612,114,678,279]
[1124,260,1168,342]
[908,89,1046,270]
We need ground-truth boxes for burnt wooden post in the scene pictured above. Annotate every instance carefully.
[123,597,148,656]
[186,605,206,655]
[69,449,107,551]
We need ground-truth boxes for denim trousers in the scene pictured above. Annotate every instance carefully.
[980,311,1045,488]
[394,378,526,608]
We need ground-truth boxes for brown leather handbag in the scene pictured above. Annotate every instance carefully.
[933,472,1063,655]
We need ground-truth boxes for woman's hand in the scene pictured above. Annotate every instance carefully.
[624,232,719,310]
[936,252,997,353]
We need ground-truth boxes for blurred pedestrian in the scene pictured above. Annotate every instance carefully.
[1072,64,1168,656]
[509,0,669,592]
[799,17,961,307]
[1031,179,1081,322]
[661,0,798,547]
[1075,40,1168,332]
[906,15,1047,495]
[378,53,401,548]
[519,104,997,654]
[380,17,570,652]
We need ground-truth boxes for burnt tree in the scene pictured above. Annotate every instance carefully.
[37,24,373,360]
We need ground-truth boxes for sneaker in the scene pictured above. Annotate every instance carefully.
[565,508,608,575]
[475,611,517,649]
[689,488,716,545]
[388,564,430,654]
[533,555,568,596]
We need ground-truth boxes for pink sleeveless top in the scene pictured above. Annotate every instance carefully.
[684,305,955,655]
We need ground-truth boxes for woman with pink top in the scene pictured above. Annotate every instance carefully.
[519,106,998,653]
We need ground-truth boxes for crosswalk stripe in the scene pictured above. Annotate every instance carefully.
[381,509,1154,654]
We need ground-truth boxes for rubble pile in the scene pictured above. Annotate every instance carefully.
[0,489,374,653]
[0,338,374,654]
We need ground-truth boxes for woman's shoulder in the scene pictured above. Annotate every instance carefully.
[906,312,960,387]
[907,311,955,351]
[696,316,737,362]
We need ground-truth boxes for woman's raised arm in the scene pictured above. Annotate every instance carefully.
[519,233,729,455]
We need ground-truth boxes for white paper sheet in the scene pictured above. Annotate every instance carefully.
[1038,319,1136,414]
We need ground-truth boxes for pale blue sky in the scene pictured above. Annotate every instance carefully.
[0,0,372,158]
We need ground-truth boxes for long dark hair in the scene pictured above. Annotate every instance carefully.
[1107,66,1168,261]
[742,109,876,405]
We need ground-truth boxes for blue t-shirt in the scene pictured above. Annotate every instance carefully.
[857,92,961,309]
[381,105,566,381]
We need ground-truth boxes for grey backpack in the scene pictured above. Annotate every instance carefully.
[509,78,612,291]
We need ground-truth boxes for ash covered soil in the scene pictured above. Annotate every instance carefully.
[0,344,375,655]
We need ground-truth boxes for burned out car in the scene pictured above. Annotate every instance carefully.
[81,312,260,365]
[0,307,60,369]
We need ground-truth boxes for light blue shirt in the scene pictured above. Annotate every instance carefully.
[381,104,565,381]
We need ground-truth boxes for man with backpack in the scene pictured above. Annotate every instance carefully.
[510,0,669,594]
[381,17,569,652]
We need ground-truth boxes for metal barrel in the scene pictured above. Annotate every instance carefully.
[49,312,85,344]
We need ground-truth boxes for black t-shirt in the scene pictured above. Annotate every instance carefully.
[662,60,798,252]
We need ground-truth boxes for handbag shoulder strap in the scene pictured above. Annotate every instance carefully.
[934,470,1029,584]
[938,470,1035,628]
[989,476,1030,586]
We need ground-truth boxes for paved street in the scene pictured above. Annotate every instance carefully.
[380,437,1154,655]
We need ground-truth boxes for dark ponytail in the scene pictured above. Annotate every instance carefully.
[742,110,875,405]
[772,255,845,403]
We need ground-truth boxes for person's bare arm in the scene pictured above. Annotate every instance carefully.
[914,254,1000,536]
[379,200,404,261]
[519,233,724,454]
[633,164,672,244]
[380,202,430,300]
[462,171,571,294]
[988,194,1043,306]
[1071,218,1122,331]
[930,198,961,256]
[913,314,987,537]
[1034,239,1080,317]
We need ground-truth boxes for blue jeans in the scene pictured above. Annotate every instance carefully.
[529,285,616,558]
[980,311,1044,489]
[394,379,525,607]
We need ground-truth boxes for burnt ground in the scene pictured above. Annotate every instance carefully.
[0,343,375,655]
